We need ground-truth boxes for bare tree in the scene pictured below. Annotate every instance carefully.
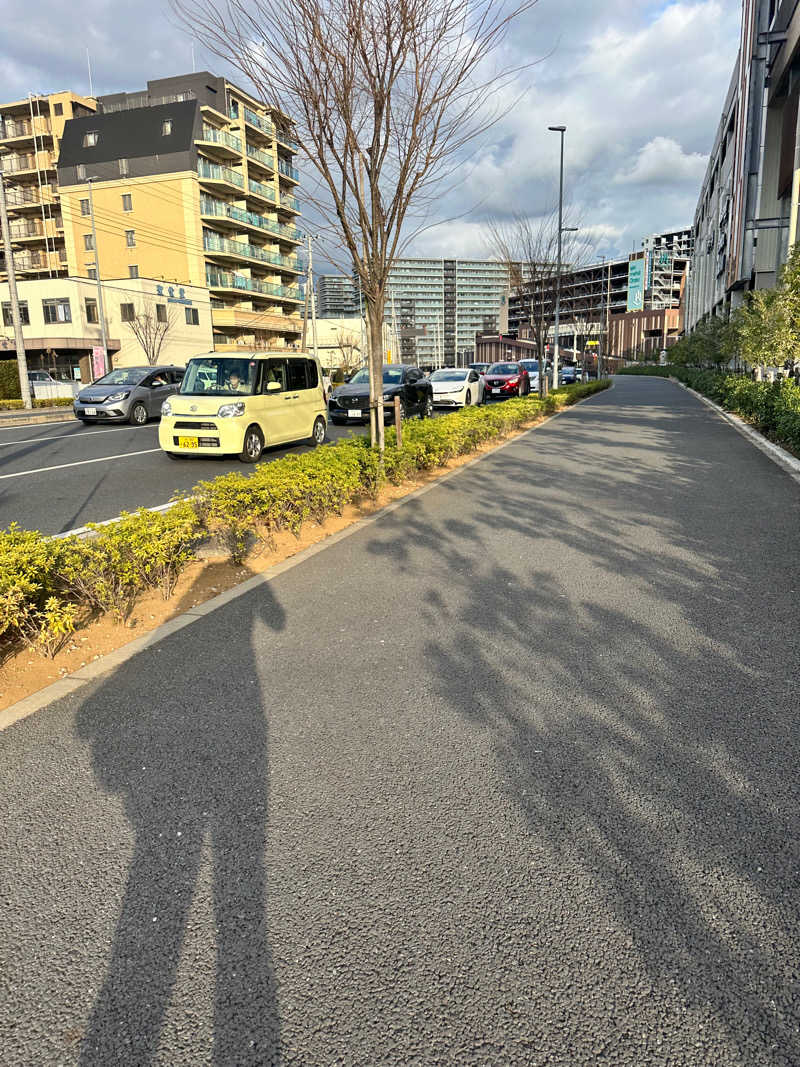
[126,300,176,365]
[487,210,593,395]
[173,0,537,449]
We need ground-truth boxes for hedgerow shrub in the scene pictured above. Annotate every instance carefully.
[0,361,22,400]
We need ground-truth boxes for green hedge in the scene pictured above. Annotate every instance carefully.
[0,379,610,657]
[0,361,22,399]
[616,365,800,453]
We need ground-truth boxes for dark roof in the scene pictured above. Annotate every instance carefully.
[57,100,197,167]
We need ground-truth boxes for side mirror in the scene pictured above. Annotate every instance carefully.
[266,380,281,393]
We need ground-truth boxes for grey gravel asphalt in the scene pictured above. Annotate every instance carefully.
[1,375,799,1066]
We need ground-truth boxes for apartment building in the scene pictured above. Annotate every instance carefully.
[0,275,212,381]
[385,259,514,365]
[0,91,97,282]
[316,274,359,318]
[56,73,303,352]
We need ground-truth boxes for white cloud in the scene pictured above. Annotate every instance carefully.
[614,137,709,185]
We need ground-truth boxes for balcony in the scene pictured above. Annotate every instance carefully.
[197,124,242,157]
[197,158,244,190]
[206,265,303,302]
[204,231,299,269]
[200,195,303,245]
[246,143,275,172]
[8,220,48,242]
[243,106,274,138]
[278,159,300,183]
[0,116,51,142]
[279,193,300,214]
[3,186,55,211]
[211,306,302,334]
[247,177,277,206]
[275,128,299,152]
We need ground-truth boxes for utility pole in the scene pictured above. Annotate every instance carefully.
[308,236,319,364]
[549,125,566,392]
[0,168,32,409]
[87,178,109,376]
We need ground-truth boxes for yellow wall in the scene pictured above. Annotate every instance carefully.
[59,172,205,287]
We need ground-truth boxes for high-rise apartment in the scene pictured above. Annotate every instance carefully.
[0,91,97,282]
[385,259,514,365]
[316,274,359,318]
[56,73,303,351]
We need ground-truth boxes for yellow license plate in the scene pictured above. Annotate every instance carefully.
[177,436,199,448]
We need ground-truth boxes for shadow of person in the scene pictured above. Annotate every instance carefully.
[75,581,287,1065]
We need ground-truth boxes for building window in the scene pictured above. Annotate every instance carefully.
[42,298,71,324]
[125,230,135,247]
[120,303,135,322]
[77,164,86,181]
[128,265,139,279]
[85,298,99,324]
[161,119,172,136]
[122,193,132,212]
[2,301,30,326]
[156,304,167,323]
[53,102,63,116]
[80,198,90,216]
[185,307,199,325]
[84,233,94,250]
[83,131,98,148]
[118,158,129,176]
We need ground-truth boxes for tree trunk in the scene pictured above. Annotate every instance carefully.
[365,297,386,452]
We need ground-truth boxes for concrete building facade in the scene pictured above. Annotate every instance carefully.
[0,90,97,282]
[316,274,359,318]
[56,73,304,353]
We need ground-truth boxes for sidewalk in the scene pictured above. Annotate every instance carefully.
[1,376,798,1066]
[0,404,74,426]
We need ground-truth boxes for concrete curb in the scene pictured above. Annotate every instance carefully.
[666,376,800,485]
[0,412,75,428]
[0,387,610,732]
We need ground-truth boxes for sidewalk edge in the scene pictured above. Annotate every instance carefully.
[0,390,606,731]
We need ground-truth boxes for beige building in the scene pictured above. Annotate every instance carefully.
[56,73,304,353]
[0,275,212,381]
[0,91,97,281]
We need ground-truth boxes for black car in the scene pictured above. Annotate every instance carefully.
[328,364,433,424]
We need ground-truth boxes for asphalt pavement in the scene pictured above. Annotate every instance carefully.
[1,375,799,1065]
[0,416,365,534]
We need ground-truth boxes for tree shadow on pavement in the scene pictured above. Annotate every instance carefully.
[75,581,286,1066]
[364,381,800,1063]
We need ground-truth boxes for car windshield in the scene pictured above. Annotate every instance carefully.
[348,367,405,385]
[430,369,468,381]
[94,369,148,387]
[488,363,519,374]
[519,360,539,371]
[180,357,258,396]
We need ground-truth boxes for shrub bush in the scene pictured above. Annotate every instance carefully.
[0,360,22,400]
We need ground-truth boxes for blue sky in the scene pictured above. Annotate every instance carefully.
[0,0,742,262]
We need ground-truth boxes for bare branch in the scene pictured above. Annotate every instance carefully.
[125,300,176,365]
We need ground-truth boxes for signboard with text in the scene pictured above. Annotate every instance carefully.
[627,258,645,312]
[92,347,106,379]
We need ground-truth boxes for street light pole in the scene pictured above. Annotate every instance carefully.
[0,167,33,409]
[548,125,566,392]
[87,178,109,377]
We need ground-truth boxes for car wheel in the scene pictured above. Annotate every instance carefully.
[465,389,472,406]
[421,394,433,419]
[310,416,326,446]
[239,424,264,463]
[129,402,148,426]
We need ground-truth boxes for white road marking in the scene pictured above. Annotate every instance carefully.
[0,426,147,446]
[0,448,162,481]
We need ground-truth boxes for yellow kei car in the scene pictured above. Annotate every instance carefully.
[158,352,327,461]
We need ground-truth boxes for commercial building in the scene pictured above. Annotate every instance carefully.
[0,275,212,381]
[384,258,515,365]
[0,91,97,281]
[316,274,359,318]
[56,73,304,353]
[687,0,800,328]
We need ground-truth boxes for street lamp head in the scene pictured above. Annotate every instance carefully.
[548,125,566,133]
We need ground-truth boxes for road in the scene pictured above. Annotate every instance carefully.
[1,375,799,1065]
[0,416,365,534]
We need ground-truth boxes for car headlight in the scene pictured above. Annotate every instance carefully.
[217,401,246,418]
[383,392,395,401]
[161,399,173,417]
[106,391,129,403]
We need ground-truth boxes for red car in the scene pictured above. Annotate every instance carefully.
[483,362,531,399]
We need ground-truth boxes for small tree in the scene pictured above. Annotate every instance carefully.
[126,301,176,365]
[174,0,537,449]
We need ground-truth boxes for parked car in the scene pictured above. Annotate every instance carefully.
[429,367,485,408]
[559,364,578,384]
[74,366,184,425]
[483,362,531,399]
[518,359,540,390]
[468,362,491,375]
[328,364,433,423]
[159,353,327,461]
[28,370,59,385]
